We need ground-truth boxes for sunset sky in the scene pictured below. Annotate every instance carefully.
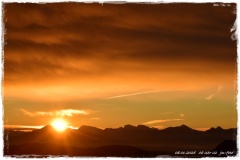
[3,3,237,130]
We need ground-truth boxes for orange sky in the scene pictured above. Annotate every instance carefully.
[3,3,237,130]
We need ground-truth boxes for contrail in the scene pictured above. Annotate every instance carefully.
[103,89,180,100]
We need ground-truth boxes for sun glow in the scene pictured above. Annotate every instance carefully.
[51,119,68,132]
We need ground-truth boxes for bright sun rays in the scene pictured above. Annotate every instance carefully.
[51,119,68,132]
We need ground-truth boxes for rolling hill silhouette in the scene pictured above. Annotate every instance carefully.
[4,124,237,157]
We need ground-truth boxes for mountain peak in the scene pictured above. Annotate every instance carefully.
[31,125,55,134]
[162,124,195,133]
[136,125,150,130]
[216,126,223,130]
[124,124,135,129]
[36,125,53,131]
[78,125,102,132]
[173,124,193,131]
[205,126,224,133]
[179,124,190,129]
[42,125,53,129]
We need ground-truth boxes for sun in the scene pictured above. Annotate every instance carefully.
[51,119,68,132]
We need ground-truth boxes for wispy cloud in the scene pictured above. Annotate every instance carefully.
[103,89,180,99]
[20,109,35,117]
[205,94,215,100]
[4,125,44,129]
[91,117,101,120]
[142,119,183,125]
[68,126,79,130]
[205,85,223,100]
[180,113,184,117]
[55,109,88,116]
[20,109,89,117]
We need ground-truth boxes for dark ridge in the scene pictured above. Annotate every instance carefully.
[41,125,52,129]
[92,145,161,157]
[4,124,237,157]
[212,140,237,157]
[205,126,226,135]
[31,125,54,133]
[123,124,135,129]
[206,127,215,131]
[136,125,151,130]
[216,126,223,130]
[78,125,103,131]
[4,143,161,157]
[179,124,191,129]
[162,124,197,132]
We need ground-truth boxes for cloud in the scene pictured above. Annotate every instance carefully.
[20,109,89,117]
[205,85,224,100]
[103,89,180,99]
[4,3,236,101]
[91,117,101,120]
[55,109,88,116]
[180,113,184,117]
[142,119,183,125]
[19,109,35,117]
[4,4,236,83]
[205,94,215,100]
[4,125,44,129]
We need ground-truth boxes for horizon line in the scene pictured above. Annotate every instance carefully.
[4,124,234,131]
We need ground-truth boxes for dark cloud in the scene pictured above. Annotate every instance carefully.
[3,3,236,85]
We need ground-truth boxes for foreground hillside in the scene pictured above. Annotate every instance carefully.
[4,124,237,157]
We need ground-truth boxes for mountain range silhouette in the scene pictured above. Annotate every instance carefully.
[4,124,237,157]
